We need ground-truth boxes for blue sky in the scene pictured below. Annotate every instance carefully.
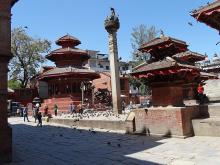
[12,0,220,64]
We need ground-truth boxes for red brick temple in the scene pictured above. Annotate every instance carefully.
[127,34,216,137]
[38,35,100,113]
[191,0,220,33]
[132,35,216,106]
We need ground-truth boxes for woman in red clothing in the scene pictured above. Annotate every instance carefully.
[197,83,204,104]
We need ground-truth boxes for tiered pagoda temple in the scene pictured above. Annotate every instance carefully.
[38,35,100,113]
[132,34,215,106]
[191,0,220,33]
[127,34,216,137]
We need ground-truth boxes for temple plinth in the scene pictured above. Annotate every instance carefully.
[104,8,122,114]
[0,0,18,162]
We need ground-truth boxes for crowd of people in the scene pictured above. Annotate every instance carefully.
[17,103,42,127]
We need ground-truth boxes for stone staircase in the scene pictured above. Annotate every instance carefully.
[40,97,81,114]
[192,103,220,136]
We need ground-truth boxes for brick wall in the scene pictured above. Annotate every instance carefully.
[131,106,199,137]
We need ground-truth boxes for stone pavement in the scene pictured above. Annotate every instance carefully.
[4,117,220,165]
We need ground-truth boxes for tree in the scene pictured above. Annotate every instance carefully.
[10,27,51,88]
[8,79,21,89]
[130,25,159,96]
[131,25,159,64]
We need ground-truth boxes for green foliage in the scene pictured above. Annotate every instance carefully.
[128,75,141,89]
[10,27,51,88]
[128,76,151,95]
[8,79,21,89]
[130,25,159,95]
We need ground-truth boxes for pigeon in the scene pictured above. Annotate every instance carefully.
[188,22,193,26]
[216,41,220,45]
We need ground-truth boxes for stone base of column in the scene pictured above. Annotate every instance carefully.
[0,126,12,163]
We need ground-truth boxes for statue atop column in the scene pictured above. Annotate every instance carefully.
[104,7,120,33]
[104,8,122,114]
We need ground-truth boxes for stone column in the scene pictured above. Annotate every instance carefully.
[0,0,17,163]
[108,32,122,114]
[104,8,122,114]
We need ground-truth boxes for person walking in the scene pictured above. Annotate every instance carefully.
[197,83,204,104]
[34,103,39,123]
[69,103,76,115]
[54,104,58,116]
[37,112,42,127]
[23,106,30,122]
[43,105,48,117]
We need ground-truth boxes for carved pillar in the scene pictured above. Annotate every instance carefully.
[108,32,122,114]
[104,8,122,114]
[0,0,17,163]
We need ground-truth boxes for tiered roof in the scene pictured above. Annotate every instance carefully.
[46,34,89,66]
[139,36,188,60]
[55,35,81,47]
[132,34,217,82]
[38,66,100,81]
[172,51,206,63]
[191,0,220,33]
[38,34,100,81]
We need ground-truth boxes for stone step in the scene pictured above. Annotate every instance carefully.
[204,79,220,101]
[199,103,220,117]
[192,117,220,137]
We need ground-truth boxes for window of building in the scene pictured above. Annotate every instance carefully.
[106,66,109,70]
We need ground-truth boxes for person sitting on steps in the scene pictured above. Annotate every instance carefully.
[197,83,204,105]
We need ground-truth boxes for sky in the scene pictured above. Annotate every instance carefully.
[11,0,220,65]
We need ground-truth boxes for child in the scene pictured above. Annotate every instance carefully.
[37,112,42,127]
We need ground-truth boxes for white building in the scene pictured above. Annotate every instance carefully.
[86,50,139,95]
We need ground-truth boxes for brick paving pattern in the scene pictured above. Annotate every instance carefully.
[5,117,220,165]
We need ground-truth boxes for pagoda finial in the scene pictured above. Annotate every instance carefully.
[160,30,165,38]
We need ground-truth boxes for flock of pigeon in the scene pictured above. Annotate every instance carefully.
[60,109,129,121]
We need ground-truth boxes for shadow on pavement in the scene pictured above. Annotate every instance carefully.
[4,120,167,165]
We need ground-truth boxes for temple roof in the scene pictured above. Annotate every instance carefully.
[56,34,81,47]
[200,71,218,79]
[172,51,206,62]
[38,66,100,80]
[132,57,199,74]
[191,0,220,33]
[46,35,90,66]
[11,0,19,7]
[140,36,187,49]
[46,47,89,61]
[139,36,188,59]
